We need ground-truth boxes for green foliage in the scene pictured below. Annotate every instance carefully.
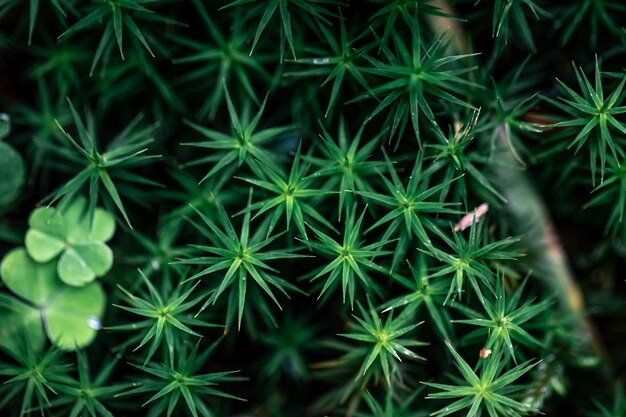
[358,388,426,417]
[0,187,113,353]
[453,274,551,362]
[357,151,458,270]
[0,294,45,354]
[181,88,291,183]
[25,197,115,286]
[237,144,335,239]
[0,248,106,350]
[47,351,131,417]
[0,343,69,416]
[428,111,507,205]
[586,159,626,234]
[0,114,25,211]
[382,254,453,341]
[307,120,386,217]
[425,342,539,417]
[559,0,626,48]
[223,0,336,61]
[177,200,304,330]
[356,26,478,145]
[302,205,392,307]
[547,58,626,183]
[0,0,624,416]
[488,0,550,50]
[339,299,426,386]
[427,219,519,304]
[0,143,25,211]
[257,312,319,381]
[367,0,451,44]
[0,0,70,45]
[49,99,160,228]
[172,0,271,120]
[58,0,176,73]
[589,383,626,417]
[0,112,9,137]
[120,340,244,417]
[287,19,373,117]
[109,270,217,362]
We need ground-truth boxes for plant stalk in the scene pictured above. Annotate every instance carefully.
[427,0,609,368]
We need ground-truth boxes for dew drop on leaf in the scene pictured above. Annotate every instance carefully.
[87,316,102,330]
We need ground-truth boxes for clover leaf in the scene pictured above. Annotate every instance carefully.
[25,197,115,286]
[0,248,106,351]
[0,294,45,354]
[0,112,9,138]
[44,282,105,349]
[0,114,25,210]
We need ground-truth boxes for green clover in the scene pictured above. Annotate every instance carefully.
[0,294,44,354]
[0,248,106,351]
[25,197,115,286]
[0,113,25,210]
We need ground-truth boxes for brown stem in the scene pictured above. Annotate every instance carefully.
[428,1,470,56]
[426,0,608,365]
[494,141,606,359]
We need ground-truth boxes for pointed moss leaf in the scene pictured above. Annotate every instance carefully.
[25,207,66,262]
[0,141,26,209]
[57,242,113,286]
[44,282,106,350]
[0,248,62,307]
[0,294,45,353]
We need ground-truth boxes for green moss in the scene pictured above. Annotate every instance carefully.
[0,1,624,416]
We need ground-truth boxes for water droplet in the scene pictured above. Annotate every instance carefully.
[313,58,330,65]
[87,316,102,330]
[151,259,161,271]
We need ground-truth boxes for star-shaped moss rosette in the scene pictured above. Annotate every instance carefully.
[25,197,115,286]
[0,248,106,351]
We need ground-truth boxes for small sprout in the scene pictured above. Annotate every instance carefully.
[339,299,426,386]
[424,342,540,416]
[176,199,306,330]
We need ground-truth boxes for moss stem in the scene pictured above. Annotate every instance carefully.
[426,0,610,370]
